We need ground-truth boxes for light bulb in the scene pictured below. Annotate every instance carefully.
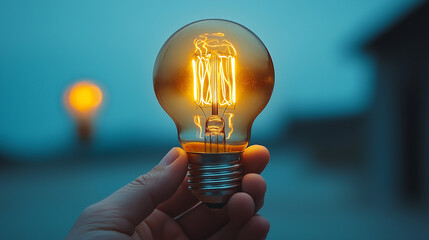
[64,80,103,143]
[153,19,274,208]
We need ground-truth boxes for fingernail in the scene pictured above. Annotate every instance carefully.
[159,147,180,166]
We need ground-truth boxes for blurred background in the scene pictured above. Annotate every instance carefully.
[1,0,429,239]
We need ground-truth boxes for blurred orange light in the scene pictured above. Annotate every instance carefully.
[67,81,102,114]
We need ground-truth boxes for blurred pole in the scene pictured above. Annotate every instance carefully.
[77,118,92,145]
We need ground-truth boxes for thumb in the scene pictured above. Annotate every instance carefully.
[88,147,188,231]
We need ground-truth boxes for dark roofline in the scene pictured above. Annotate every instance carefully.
[364,1,429,52]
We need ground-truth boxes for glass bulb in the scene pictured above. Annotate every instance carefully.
[153,19,274,207]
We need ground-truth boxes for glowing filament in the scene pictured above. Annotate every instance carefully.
[194,113,234,140]
[193,115,203,139]
[193,33,236,108]
[226,113,234,139]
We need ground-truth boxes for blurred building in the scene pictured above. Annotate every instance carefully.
[364,1,429,207]
[280,1,429,210]
[285,114,367,168]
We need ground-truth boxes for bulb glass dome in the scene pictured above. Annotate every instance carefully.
[154,19,274,153]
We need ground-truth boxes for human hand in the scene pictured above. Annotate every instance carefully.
[66,145,270,240]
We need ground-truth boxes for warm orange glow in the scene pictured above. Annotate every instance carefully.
[182,141,247,153]
[193,33,236,108]
[154,19,275,154]
[67,81,102,114]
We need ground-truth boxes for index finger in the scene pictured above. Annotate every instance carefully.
[242,145,270,174]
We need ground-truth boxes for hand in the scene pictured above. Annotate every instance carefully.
[66,145,270,240]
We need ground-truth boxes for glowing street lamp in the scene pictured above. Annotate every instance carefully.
[64,81,103,144]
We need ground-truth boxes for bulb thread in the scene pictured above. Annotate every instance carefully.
[187,152,243,206]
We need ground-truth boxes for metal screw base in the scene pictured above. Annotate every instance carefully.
[187,152,243,208]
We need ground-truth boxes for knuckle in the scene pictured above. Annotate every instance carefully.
[133,174,151,187]
[133,165,164,187]
[80,203,102,219]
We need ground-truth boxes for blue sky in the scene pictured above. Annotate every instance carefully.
[0,0,420,158]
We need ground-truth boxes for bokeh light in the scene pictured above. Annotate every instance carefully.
[65,81,103,116]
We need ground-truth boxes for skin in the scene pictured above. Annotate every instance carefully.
[66,145,270,240]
